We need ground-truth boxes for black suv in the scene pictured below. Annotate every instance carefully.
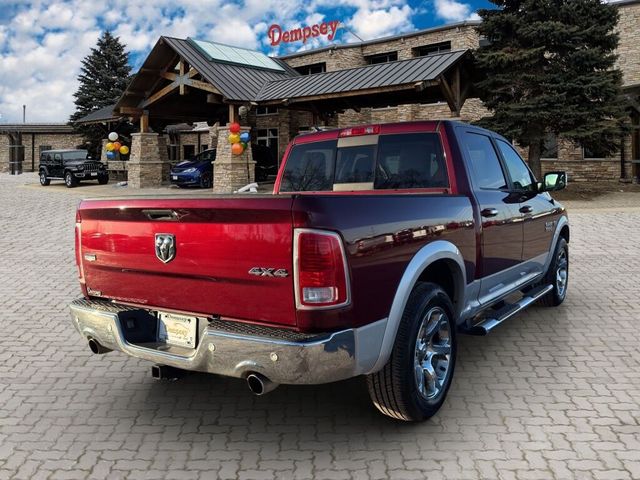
[39,149,109,188]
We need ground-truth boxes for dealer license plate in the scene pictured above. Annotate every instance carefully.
[157,312,197,349]
[90,172,97,176]
[172,175,178,180]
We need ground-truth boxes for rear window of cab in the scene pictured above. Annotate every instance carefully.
[279,133,448,192]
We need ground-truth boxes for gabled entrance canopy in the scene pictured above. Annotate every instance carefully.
[114,36,475,131]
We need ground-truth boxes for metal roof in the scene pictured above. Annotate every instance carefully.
[257,49,468,101]
[162,37,297,101]
[74,104,118,125]
[0,123,76,134]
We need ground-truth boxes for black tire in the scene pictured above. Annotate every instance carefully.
[367,282,457,421]
[98,174,109,185]
[39,171,50,186]
[538,237,569,307]
[64,171,78,188]
[200,173,212,189]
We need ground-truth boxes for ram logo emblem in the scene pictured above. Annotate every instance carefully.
[155,234,176,263]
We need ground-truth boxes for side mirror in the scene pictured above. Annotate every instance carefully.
[541,171,567,192]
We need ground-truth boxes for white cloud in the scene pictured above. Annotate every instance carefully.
[349,4,413,40]
[433,0,479,22]
[0,0,422,123]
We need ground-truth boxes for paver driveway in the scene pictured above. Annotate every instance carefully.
[1,173,639,480]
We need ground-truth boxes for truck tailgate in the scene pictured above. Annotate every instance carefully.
[77,196,296,327]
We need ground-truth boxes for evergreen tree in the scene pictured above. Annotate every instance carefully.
[474,0,628,178]
[70,31,131,157]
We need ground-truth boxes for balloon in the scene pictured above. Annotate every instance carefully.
[239,132,250,143]
[106,151,116,160]
[108,132,118,141]
[228,133,240,144]
[106,142,115,152]
[113,142,122,151]
[119,145,129,155]
[231,143,244,155]
[229,122,241,134]
[240,142,248,151]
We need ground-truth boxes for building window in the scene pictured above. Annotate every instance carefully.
[583,144,609,159]
[541,134,558,159]
[256,106,279,116]
[365,51,398,64]
[294,63,326,75]
[413,41,452,57]
[257,128,279,160]
[183,145,196,160]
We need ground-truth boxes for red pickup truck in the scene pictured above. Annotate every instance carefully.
[70,121,569,421]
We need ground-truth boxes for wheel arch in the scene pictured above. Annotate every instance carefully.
[368,240,466,373]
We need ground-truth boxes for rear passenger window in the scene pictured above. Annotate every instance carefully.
[280,132,448,192]
[463,133,507,190]
[375,133,448,189]
[335,145,376,185]
[279,140,336,192]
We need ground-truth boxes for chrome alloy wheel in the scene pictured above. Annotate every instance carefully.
[414,306,452,400]
[555,248,568,298]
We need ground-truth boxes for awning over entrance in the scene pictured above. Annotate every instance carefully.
[256,50,472,114]
[112,36,475,128]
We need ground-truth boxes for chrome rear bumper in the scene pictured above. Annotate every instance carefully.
[69,298,386,385]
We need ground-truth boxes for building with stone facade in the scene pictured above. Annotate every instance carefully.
[0,124,84,173]
[4,0,638,188]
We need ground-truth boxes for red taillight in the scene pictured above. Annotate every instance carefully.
[75,209,83,280]
[338,125,380,138]
[294,229,350,309]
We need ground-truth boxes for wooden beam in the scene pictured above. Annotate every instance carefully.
[179,60,186,95]
[118,106,143,115]
[186,79,222,95]
[228,104,239,124]
[160,72,178,81]
[140,111,149,133]
[438,75,459,116]
[141,81,178,108]
[139,68,161,74]
[188,68,198,78]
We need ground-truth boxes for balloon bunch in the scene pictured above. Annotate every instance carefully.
[228,123,250,156]
[105,132,129,160]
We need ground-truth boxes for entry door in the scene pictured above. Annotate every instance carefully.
[459,131,524,303]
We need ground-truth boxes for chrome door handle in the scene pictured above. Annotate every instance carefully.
[519,205,533,214]
[481,208,499,218]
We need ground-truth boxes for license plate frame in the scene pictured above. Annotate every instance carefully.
[157,312,198,349]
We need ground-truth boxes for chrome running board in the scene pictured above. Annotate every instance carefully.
[461,284,554,336]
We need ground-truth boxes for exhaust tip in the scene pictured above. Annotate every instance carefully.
[247,373,278,396]
[88,338,111,354]
[151,364,184,380]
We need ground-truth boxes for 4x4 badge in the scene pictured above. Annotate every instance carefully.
[248,267,289,277]
[155,234,176,263]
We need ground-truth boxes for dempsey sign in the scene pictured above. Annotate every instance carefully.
[268,20,340,46]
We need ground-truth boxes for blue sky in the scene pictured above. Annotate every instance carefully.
[0,0,494,123]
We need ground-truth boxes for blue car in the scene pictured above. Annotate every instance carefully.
[170,149,216,188]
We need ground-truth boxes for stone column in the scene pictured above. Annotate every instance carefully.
[213,126,256,193]
[127,133,169,188]
[0,134,10,173]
